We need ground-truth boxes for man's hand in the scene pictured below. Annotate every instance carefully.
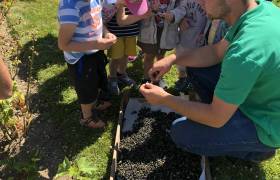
[149,54,176,82]
[139,83,170,105]
[97,32,117,50]
[179,18,190,31]
[160,12,174,23]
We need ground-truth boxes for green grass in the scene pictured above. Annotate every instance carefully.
[2,0,279,179]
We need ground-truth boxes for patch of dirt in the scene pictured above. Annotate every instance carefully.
[0,11,65,179]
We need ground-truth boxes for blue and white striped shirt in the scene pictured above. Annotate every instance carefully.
[58,0,103,64]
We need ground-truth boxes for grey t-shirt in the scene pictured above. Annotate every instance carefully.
[171,0,209,49]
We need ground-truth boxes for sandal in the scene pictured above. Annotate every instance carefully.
[80,110,105,129]
[80,117,105,129]
[94,100,112,111]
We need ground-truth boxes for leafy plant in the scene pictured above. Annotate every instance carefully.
[13,157,40,178]
[0,97,13,125]
[55,157,98,179]
[0,151,40,179]
[0,81,29,140]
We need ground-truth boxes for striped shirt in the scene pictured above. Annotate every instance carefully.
[58,0,103,64]
[106,8,139,37]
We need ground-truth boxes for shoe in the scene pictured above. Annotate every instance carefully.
[128,56,137,62]
[108,77,120,96]
[117,73,135,86]
[94,100,112,111]
[154,79,168,89]
[80,110,105,129]
[174,77,191,93]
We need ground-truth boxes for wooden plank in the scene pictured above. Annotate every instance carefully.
[205,157,212,180]
[109,89,130,180]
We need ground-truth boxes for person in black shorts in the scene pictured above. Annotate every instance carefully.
[58,0,117,128]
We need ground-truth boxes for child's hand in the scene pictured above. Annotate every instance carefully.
[151,0,159,11]
[179,18,190,31]
[104,32,117,41]
[160,12,174,23]
[116,0,125,8]
[97,33,117,49]
[96,38,116,50]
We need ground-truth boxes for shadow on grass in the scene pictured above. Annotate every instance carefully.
[210,156,267,179]
[0,34,117,179]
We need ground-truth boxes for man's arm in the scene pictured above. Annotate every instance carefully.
[140,83,237,128]
[175,38,229,67]
[163,95,237,128]
[0,57,12,99]
[149,39,229,81]
[58,24,116,51]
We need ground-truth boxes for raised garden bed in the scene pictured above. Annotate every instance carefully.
[110,95,211,180]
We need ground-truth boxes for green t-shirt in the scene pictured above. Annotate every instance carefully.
[214,0,280,148]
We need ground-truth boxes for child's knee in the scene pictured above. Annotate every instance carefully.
[144,53,156,61]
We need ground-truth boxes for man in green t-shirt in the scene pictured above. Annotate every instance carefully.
[140,0,280,161]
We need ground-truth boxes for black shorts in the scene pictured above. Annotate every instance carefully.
[67,51,109,104]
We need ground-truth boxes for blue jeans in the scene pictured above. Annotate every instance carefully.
[170,65,275,160]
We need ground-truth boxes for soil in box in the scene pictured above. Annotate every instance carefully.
[116,107,201,179]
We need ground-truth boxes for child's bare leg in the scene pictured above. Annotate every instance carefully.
[174,65,189,93]
[109,58,121,95]
[109,58,121,78]
[143,53,156,79]
[81,103,105,128]
[117,55,135,86]
[156,54,165,61]
[117,55,128,75]
[177,65,187,78]
[154,53,168,89]
[81,103,94,119]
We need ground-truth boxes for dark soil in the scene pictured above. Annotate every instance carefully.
[0,12,65,179]
[116,107,201,180]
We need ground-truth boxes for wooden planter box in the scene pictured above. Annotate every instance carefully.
[109,91,212,180]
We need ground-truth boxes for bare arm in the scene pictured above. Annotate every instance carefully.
[0,57,12,99]
[116,5,151,26]
[175,38,229,67]
[140,83,238,128]
[149,39,229,81]
[58,24,116,51]
[163,95,237,128]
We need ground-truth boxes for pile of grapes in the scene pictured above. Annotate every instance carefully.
[116,108,201,179]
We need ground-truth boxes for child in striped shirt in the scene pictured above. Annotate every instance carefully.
[103,0,151,95]
[58,0,117,129]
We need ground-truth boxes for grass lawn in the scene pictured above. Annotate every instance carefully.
[1,0,279,179]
